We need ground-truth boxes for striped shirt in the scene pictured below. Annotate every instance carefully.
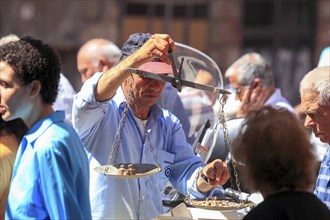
[314,146,330,209]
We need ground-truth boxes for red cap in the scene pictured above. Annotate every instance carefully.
[138,62,174,75]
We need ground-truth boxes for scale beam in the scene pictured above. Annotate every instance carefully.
[125,67,231,95]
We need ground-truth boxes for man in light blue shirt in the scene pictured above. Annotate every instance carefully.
[0,37,91,219]
[77,37,191,143]
[73,33,230,219]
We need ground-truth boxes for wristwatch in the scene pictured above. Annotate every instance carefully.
[200,171,210,184]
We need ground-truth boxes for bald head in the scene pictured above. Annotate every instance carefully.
[77,38,121,83]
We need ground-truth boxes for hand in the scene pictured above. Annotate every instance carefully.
[133,34,175,66]
[236,79,268,117]
[197,159,230,192]
[96,34,175,101]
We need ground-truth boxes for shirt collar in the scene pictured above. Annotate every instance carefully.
[264,88,281,105]
[25,111,65,144]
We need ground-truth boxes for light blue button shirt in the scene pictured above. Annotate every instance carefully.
[73,72,209,220]
[264,88,295,112]
[6,111,91,220]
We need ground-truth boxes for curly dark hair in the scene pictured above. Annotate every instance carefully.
[232,106,317,195]
[0,36,61,104]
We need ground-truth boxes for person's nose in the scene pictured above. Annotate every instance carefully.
[149,79,164,91]
[304,115,315,129]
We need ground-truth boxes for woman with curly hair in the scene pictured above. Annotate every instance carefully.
[0,36,91,219]
[232,106,330,219]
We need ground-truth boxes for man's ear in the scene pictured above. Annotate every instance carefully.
[99,57,111,72]
[29,80,41,98]
[251,78,261,89]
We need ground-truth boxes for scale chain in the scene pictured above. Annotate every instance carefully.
[106,101,129,166]
[185,95,243,205]
[218,96,243,204]
[132,97,161,168]
[185,94,226,201]
[105,74,162,171]
[129,76,161,168]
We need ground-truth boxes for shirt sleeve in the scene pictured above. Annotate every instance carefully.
[53,73,76,125]
[72,72,111,146]
[166,114,215,198]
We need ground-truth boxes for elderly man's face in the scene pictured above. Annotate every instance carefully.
[77,54,101,84]
[301,91,330,144]
[123,74,165,112]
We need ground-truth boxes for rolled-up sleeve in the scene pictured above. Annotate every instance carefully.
[72,72,111,147]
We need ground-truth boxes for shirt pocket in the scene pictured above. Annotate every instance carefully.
[157,149,175,188]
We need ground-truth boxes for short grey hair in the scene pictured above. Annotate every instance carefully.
[225,53,274,87]
[300,66,330,107]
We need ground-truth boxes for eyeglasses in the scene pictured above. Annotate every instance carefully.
[234,87,243,95]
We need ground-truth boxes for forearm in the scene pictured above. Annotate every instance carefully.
[94,57,136,102]
[197,159,230,193]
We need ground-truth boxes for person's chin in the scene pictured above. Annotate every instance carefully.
[144,99,157,107]
[0,110,9,121]
[1,114,13,122]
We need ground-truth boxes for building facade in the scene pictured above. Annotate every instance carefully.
[0,0,328,105]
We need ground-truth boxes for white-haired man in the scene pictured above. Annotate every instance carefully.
[300,66,330,209]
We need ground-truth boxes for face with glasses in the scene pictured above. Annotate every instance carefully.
[228,72,268,118]
[229,73,250,101]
